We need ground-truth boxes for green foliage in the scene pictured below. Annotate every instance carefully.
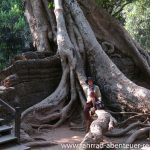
[95,0,136,23]
[0,0,31,70]
[123,0,150,50]
[95,0,150,50]
[48,2,55,9]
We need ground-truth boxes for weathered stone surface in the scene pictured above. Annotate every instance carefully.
[0,53,62,112]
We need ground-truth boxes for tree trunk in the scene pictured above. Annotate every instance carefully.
[3,0,150,146]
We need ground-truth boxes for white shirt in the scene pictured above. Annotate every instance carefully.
[84,85,102,103]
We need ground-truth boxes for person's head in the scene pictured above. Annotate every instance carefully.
[87,77,94,86]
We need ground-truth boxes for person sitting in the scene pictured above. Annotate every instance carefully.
[83,77,104,132]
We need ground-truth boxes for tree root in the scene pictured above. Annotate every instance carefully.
[125,127,150,144]
[105,121,150,137]
[27,68,78,132]
[34,112,61,124]
[25,141,58,147]
[30,123,54,130]
[79,110,117,150]
[37,124,55,132]
[108,110,141,115]
[69,126,85,131]
[21,67,69,122]
[33,137,46,141]
[118,114,150,127]
[122,127,150,150]
[20,129,35,143]
[69,122,85,131]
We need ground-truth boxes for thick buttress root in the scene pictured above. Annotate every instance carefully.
[118,114,150,127]
[123,127,150,150]
[21,66,80,134]
[21,67,69,122]
[78,110,117,150]
[105,121,150,137]
[25,141,58,148]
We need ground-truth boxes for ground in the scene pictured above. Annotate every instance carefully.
[25,124,150,150]
[29,125,84,150]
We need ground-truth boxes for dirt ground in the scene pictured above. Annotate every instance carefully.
[30,125,85,150]
[28,125,150,150]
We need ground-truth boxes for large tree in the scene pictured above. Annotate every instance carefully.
[18,0,150,147]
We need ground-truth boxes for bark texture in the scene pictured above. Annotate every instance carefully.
[79,110,117,150]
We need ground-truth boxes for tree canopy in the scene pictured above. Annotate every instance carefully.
[0,0,30,69]
[95,0,136,22]
[96,0,150,51]
[123,0,150,50]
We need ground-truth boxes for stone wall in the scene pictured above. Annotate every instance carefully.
[0,52,62,112]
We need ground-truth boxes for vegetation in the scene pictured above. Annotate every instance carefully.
[123,0,150,50]
[95,0,136,23]
[0,0,30,69]
[96,0,150,51]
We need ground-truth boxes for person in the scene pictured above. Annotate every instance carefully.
[83,77,103,132]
